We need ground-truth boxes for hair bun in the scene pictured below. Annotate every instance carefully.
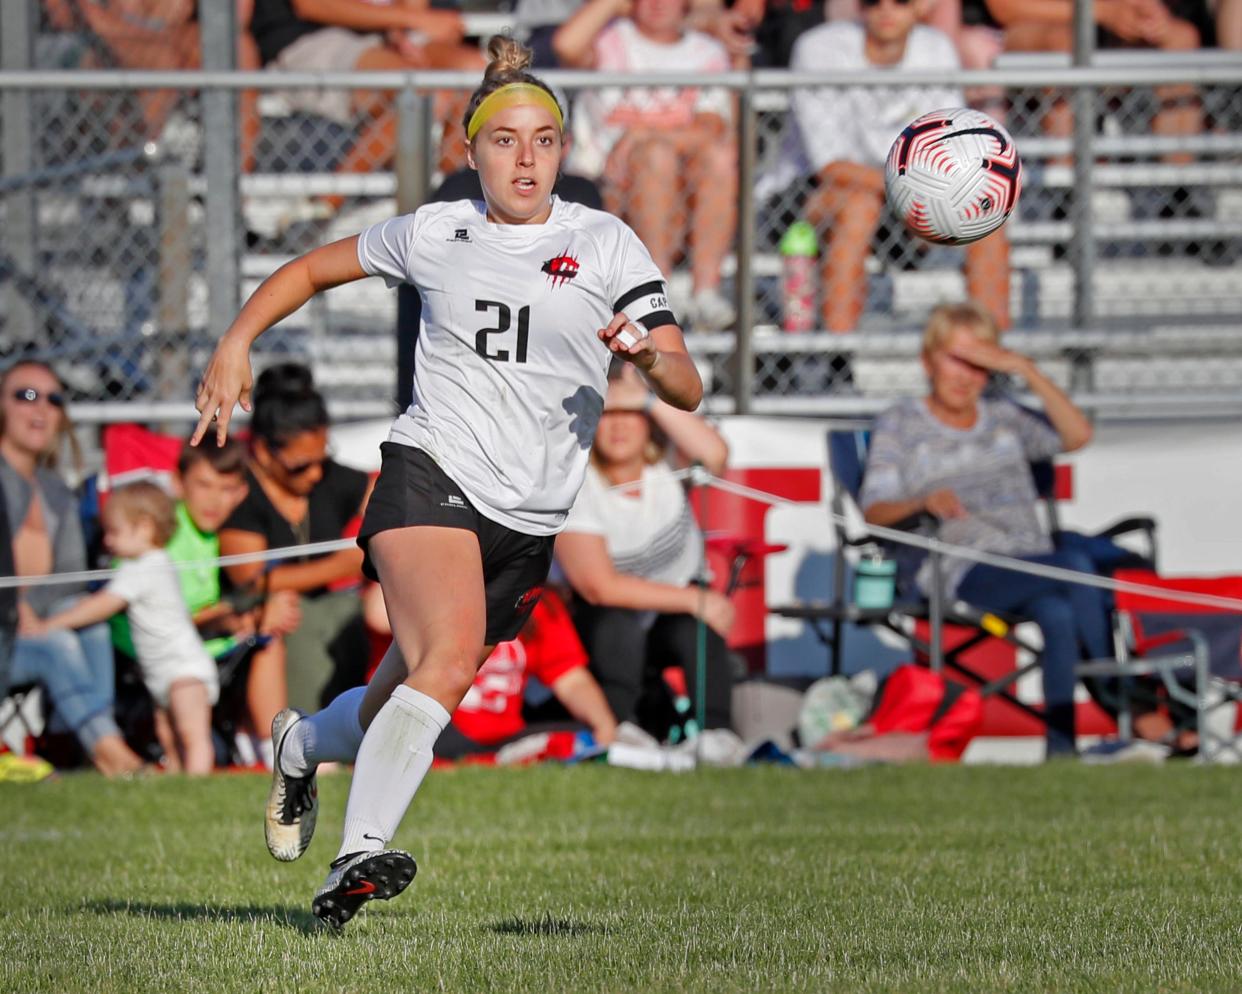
[255,361,316,404]
[484,35,533,80]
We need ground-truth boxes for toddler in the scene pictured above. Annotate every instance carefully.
[30,480,219,773]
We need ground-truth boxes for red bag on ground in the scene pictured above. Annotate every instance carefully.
[869,664,984,761]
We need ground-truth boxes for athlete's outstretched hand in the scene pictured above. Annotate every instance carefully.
[191,336,254,447]
[598,312,658,371]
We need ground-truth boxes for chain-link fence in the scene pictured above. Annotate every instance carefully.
[2,14,1241,418]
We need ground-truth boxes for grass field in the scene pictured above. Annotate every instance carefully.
[4,763,1242,994]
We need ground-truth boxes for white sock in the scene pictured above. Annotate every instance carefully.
[256,737,274,771]
[279,686,366,778]
[337,685,450,859]
[233,731,257,768]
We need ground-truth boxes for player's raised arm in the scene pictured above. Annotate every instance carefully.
[192,236,369,447]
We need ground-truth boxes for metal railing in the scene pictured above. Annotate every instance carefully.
[1,59,1240,418]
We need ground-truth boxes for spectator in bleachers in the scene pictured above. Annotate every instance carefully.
[687,0,766,66]
[363,584,618,759]
[25,481,220,774]
[858,301,1101,757]
[553,0,740,331]
[826,0,1007,76]
[990,0,1207,165]
[747,0,824,66]
[555,363,735,741]
[48,0,263,170]
[249,0,484,212]
[111,436,302,769]
[522,0,761,68]
[219,362,372,715]
[787,0,1011,333]
[1218,0,1242,47]
[829,0,1009,113]
[0,359,145,776]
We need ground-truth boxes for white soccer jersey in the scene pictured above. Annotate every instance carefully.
[357,196,674,535]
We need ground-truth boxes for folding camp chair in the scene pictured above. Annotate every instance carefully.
[772,420,1158,736]
[1078,570,1242,762]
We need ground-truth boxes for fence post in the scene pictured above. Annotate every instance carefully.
[395,85,433,410]
[731,82,757,415]
[395,83,431,216]
[1,0,36,349]
[200,2,240,353]
[156,157,191,411]
[1071,0,1096,329]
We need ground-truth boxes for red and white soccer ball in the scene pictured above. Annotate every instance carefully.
[884,107,1022,246]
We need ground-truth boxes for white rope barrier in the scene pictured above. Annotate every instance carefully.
[0,539,355,591]
[0,468,701,593]
[2,464,1240,614]
[700,473,1242,614]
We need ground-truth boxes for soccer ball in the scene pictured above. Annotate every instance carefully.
[884,107,1022,245]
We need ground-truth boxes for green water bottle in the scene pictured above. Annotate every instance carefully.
[779,220,818,333]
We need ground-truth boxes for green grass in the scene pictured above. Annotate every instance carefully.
[4,763,1242,994]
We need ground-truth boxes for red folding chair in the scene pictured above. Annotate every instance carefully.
[1077,570,1242,762]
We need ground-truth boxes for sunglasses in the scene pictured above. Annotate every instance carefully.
[11,387,65,409]
[272,450,327,476]
[860,0,913,7]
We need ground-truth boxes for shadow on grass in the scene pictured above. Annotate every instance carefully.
[487,914,605,937]
[84,899,322,935]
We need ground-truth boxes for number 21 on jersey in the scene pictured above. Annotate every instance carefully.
[475,299,530,363]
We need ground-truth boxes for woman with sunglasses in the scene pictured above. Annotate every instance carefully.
[192,36,700,928]
[217,363,371,736]
[0,360,146,777]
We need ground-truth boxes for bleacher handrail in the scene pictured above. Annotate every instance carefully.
[1,63,1241,90]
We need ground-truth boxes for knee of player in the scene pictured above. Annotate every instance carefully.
[411,649,479,699]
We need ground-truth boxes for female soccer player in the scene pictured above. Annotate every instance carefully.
[191,36,702,928]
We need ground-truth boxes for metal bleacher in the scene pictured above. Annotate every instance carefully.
[4,26,1241,417]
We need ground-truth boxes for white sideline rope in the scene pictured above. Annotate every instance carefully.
[2,465,1241,614]
[0,539,355,591]
[701,474,1242,615]
[0,467,699,593]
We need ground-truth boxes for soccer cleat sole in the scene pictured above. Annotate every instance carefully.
[265,709,318,862]
[311,850,417,929]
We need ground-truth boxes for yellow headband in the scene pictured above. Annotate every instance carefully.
[467,83,564,142]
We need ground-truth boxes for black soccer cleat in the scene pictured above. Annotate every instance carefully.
[311,849,417,929]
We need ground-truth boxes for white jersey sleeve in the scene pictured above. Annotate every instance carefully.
[356,212,425,288]
[607,222,676,330]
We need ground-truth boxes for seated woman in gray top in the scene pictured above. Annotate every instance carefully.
[859,301,1100,758]
[2,360,145,776]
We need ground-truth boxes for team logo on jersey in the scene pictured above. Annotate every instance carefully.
[541,250,580,288]
[514,584,545,612]
[447,228,471,242]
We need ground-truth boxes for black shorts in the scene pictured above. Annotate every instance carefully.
[358,443,555,644]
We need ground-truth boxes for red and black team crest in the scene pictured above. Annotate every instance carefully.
[541,250,580,288]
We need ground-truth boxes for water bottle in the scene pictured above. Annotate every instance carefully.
[853,546,897,610]
[779,220,818,333]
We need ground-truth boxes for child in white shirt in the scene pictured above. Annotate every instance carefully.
[29,480,219,773]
